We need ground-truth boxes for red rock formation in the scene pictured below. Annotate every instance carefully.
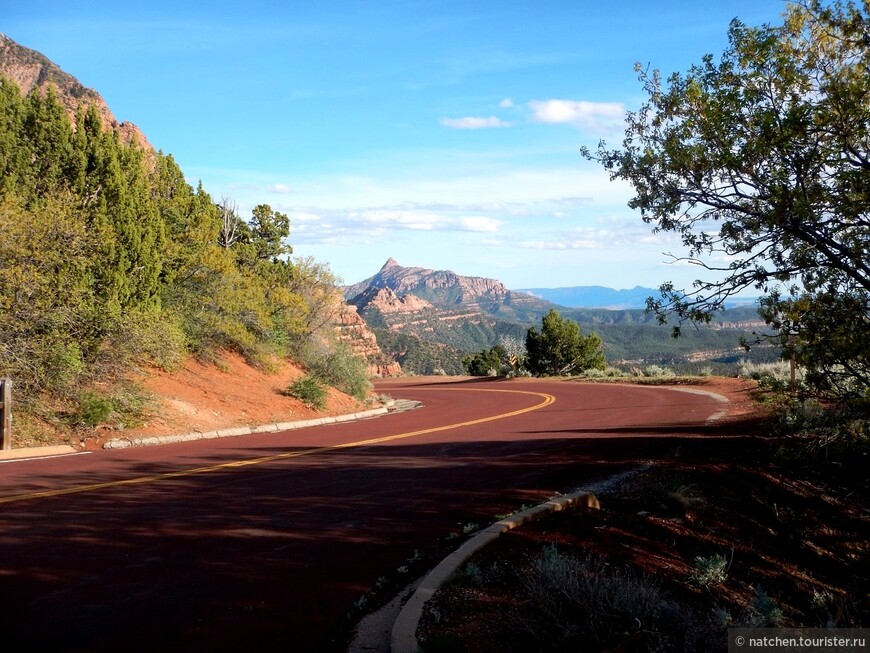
[0,33,151,149]
[335,304,401,377]
[344,258,509,305]
[349,286,432,314]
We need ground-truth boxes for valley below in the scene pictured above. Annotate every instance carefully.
[344,258,779,376]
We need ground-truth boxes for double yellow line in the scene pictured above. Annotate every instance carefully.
[0,388,555,505]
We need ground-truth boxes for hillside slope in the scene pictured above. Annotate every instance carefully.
[0,34,398,450]
[20,352,369,451]
[0,32,150,147]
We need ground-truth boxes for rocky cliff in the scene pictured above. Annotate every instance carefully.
[343,259,555,370]
[0,33,150,148]
[345,257,508,304]
[348,286,433,315]
[335,304,401,377]
[344,258,550,316]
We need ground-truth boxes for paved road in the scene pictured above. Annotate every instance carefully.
[0,378,727,652]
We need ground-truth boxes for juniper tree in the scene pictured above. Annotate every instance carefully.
[585,0,870,395]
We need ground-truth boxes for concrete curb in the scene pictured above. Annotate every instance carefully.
[666,386,730,425]
[390,490,601,653]
[102,407,390,450]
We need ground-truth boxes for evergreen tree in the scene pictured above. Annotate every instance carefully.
[0,74,359,401]
[526,310,605,376]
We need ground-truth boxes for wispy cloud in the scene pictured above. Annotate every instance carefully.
[439,116,512,129]
[287,205,502,242]
[499,98,514,108]
[483,221,682,252]
[529,99,625,134]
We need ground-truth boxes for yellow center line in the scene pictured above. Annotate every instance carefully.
[0,388,555,505]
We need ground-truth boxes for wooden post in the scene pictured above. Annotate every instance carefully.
[0,378,11,450]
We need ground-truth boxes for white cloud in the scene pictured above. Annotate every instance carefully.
[268,182,293,194]
[499,98,514,108]
[439,116,511,129]
[351,209,440,231]
[457,216,500,232]
[286,205,502,242]
[504,221,682,252]
[529,99,625,134]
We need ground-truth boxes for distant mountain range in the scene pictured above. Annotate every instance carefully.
[517,285,658,310]
[518,285,760,309]
[344,260,759,311]
[344,259,772,374]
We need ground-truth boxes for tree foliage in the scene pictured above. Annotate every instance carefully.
[0,76,364,406]
[526,310,605,376]
[463,345,508,376]
[585,0,870,396]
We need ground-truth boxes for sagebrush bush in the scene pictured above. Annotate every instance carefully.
[738,359,803,386]
[512,545,697,651]
[774,397,870,455]
[690,554,729,587]
[733,587,784,628]
[644,364,676,378]
[109,308,187,373]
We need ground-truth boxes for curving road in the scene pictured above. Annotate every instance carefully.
[0,378,729,652]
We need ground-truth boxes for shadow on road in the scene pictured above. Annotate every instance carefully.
[0,416,766,653]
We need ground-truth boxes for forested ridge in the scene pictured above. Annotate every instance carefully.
[0,76,350,435]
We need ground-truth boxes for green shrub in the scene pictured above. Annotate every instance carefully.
[43,341,86,393]
[74,385,153,429]
[463,345,508,377]
[109,308,187,373]
[296,339,371,400]
[76,391,114,427]
[526,309,606,376]
[445,562,483,587]
[107,385,152,429]
[284,375,327,410]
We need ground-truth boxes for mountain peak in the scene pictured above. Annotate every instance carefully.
[381,258,400,270]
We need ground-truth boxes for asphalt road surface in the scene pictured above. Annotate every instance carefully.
[0,378,728,652]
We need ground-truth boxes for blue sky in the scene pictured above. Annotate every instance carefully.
[3,0,788,289]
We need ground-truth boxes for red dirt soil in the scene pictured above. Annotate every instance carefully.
[78,353,368,450]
